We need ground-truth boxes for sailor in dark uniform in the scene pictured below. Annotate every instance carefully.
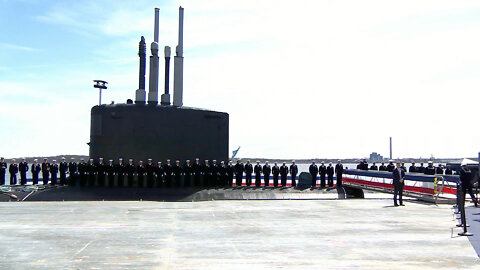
[326,162,334,187]
[363,160,369,170]
[155,161,164,187]
[445,166,453,175]
[192,158,201,187]
[78,158,87,186]
[418,163,425,173]
[59,157,68,186]
[227,161,234,187]
[106,160,115,187]
[435,164,444,175]
[424,161,436,175]
[234,160,244,187]
[97,158,106,187]
[41,158,50,185]
[50,160,59,185]
[219,161,227,187]
[31,159,41,185]
[184,160,192,187]
[370,162,378,171]
[386,161,395,172]
[19,158,28,185]
[9,159,18,185]
[319,161,326,188]
[309,162,318,188]
[335,160,344,187]
[290,160,298,188]
[280,162,289,187]
[262,161,271,188]
[254,161,262,187]
[87,159,96,186]
[379,162,387,171]
[211,160,219,188]
[460,164,478,207]
[115,158,125,187]
[0,157,6,185]
[173,160,183,188]
[201,160,210,187]
[137,160,146,187]
[272,162,280,188]
[244,160,253,187]
[392,162,405,206]
[408,162,416,173]
[146,159,156,188]
[68,158,78,186]
[400,162,406,172]
[163,160,173,188]
[126,159,136,187]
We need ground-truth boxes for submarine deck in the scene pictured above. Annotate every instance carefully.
[0,200,478,269]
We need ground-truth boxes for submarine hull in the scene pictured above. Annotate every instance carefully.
[89,104,229,163]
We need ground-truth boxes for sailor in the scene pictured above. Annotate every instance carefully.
[280,162,289,187]
[50,160,59,185]
[418,162,425,173]
[87,159,96,186]
[137,160,146,187]
[460,164,478,207]
[41,158,50,185]
[0,157,6,185]
[272,162,280,188]
[227,161,234,187]
[192,158,201,187]
[59,157,68,186]
[67,158,78,186]
[424,161,436,175]
[155,161,164,187]
[262,161,271,188]
[201,160,210,187]
[378,162,387,171]
[363,160,369,170]
[408,162,417,173]
[386,161,395,172]
[335,160,344,187]
[184,160,192,187]
[244,160,253,187]
[146,159,156,188]
[9,159,18,185]
[445,166,453,175]
[370,162,378,171]
[319,161,327,188]
[234,160,244,187]
[392,162,405,206]
[97,158,106,187]
[435,164,444,175]
[163,159,173,188]
[115,158,126,187]
[326,162,334,187]
[126,159,136,187]
[219,161,227,187]
[400,162,406,172]
[106,160,115,187]
[19,158,28,185]
[78,158,87,186]
[309,162,318,188]
[173,160,183,187]
[286,161,297,188]
[254,161,262,187]
[211,160,219,188]
[31,159,41,185]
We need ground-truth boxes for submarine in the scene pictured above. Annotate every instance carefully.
[89,7,229,163]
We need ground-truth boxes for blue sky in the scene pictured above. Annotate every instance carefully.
[1,0,480,159]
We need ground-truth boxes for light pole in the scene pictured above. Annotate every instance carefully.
[93,80,108,105]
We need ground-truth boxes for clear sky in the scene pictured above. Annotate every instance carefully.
[0,0,479,160]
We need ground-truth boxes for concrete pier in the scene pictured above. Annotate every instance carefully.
[0,200,477,269]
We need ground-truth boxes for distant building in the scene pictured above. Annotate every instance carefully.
[369,152,384,162]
